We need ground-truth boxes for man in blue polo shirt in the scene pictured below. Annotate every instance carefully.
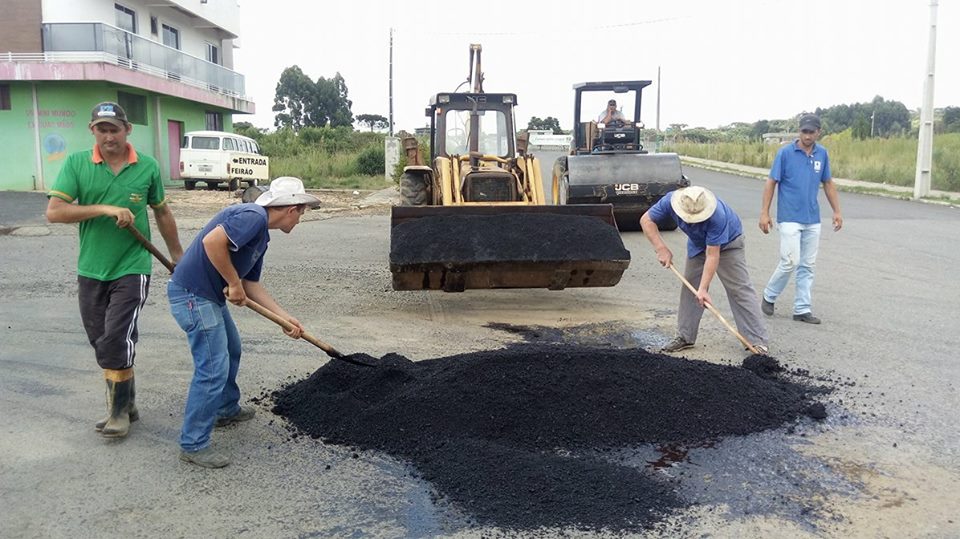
[168,177,320,468]
[641,186,768,354]
[759,114,843,325]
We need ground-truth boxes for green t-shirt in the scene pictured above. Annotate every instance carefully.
[49,145,166,281]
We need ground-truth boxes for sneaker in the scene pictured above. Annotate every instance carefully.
[215,406,256,428]
[753,344,769,355]
[661,336,695,353]
[761,298,775,316]
[793,313,821,324]
[179,446,230,468]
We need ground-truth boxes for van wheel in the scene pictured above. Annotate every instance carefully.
[206,182,219,191]
[184,181,196,191]
[229,178,240,191]
[248,179,259,187]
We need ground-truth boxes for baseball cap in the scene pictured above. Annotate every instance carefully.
[254,177,322,208]
[798,114,821,131]
[608,99,617,106]
[90,102,129,128]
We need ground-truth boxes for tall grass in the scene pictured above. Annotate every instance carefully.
[239,126,394,190]
[665,132,960,192]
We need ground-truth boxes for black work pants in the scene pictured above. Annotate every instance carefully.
[77,274,150,370]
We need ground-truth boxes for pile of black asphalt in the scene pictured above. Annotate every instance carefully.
[271,344,825,534]
[389,213,630,266]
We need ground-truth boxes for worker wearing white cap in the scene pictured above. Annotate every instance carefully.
[167,177,321,468]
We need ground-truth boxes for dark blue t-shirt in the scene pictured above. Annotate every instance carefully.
[171,204,269,304]
[647,191,743,258]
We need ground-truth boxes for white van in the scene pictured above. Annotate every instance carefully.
[178,131,269,191]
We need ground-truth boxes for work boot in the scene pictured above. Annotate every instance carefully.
[179,447,230,468]
[793,312,822,324]
[101,368,134,438]
[96,375,139,432]
[215,406,256,428]
[660,336,695,353]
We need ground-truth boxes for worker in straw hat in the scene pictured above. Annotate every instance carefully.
[167,177,321,468]
[640,186,769,355]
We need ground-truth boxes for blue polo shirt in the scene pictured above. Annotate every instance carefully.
[171,204,269,304]
[648,191,743,258]
[770,140,832,224]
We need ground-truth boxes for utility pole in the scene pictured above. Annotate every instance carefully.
[870,110,875,138]
[656,65,661,152]
[388,27,394,136]
[914,0,938,199]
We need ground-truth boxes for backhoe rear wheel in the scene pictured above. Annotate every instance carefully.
[399,172,430,206]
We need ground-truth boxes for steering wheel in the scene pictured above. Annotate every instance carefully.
[607,119,625,129]
[446,127,467,153]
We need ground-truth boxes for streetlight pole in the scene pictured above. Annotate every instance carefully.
[914,0,938,199]
[388,27,394,137]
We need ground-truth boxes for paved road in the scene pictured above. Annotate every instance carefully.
[1,171,958,537]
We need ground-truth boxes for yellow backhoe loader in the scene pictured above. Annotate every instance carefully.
[389,45,630,292]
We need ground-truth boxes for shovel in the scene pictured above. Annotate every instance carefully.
[127,226,373,367]
[668,263,761,355]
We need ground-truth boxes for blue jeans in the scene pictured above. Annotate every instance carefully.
[168,281,243,452]
[763,222,821,315]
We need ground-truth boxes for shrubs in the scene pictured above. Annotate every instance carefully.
[355,144,385,176]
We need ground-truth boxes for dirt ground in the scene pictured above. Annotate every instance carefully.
[165,187,394,229]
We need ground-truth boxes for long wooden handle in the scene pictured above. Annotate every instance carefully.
[668,263,759,354]
[242,297,344,359]
[127,226,176,273]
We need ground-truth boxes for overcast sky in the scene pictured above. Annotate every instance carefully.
[233,0,957,132]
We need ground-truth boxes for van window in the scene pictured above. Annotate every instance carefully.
[192,137,220,150]
[238,139,249,153]
[223,138,236,151]
[181,136,188,149]
[251,141,260,154]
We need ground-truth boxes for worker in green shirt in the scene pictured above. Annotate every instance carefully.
[46,102,184,438]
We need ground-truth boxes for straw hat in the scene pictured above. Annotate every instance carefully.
[670,186,717,223]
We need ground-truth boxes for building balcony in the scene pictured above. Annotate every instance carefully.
[0,22,253,113]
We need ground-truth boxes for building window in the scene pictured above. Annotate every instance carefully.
[150,16,158,36]
[0,85,11,111]
[205,111,223,131]
[162,24,180,49]
[206,43,219,65]
[118,92,147,125]
[115,4,137,33]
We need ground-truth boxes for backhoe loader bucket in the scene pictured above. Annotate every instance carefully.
[390,205,630,292]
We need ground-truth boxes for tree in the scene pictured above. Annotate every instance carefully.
[356,113,389,132]
[852,113,870,140]
[750,120,771,140]
[272,66,316,130]
[272,67,354,130]
[943,106,960,133]
[527,116,563,134]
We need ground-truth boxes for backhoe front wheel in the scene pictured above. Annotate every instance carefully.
[399,172,430,206]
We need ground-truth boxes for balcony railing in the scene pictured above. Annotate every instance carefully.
[32,22,246,99]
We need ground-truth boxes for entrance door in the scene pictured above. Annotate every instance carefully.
[168,120,183,180]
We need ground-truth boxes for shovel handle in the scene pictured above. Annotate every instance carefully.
[127,226,176,273]
[668,263,759,355]
[242,297,344,359]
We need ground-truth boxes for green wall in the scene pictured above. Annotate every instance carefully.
[0,81,238,191]
[0,83,43,190]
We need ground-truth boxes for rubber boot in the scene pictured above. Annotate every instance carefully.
[101,368,134,438]
[95,375,139,432]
